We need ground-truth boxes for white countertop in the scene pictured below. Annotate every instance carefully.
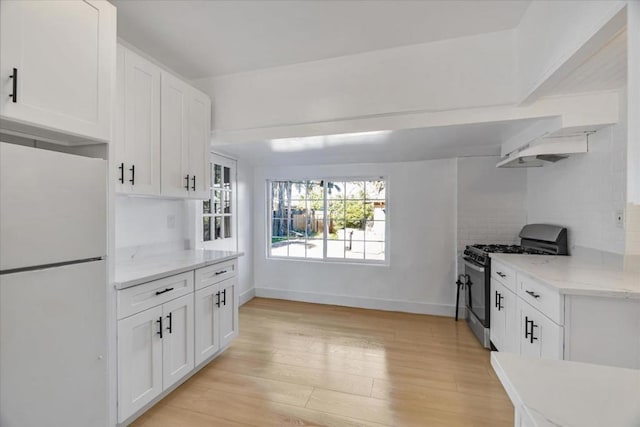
[490,253,640,298]
[491,352,640,427]
[115,249,243,289]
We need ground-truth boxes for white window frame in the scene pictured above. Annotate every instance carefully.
[266,176,389,265]
[198,152,237,251]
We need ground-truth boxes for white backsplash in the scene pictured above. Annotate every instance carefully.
[457,157,528,251]
[527,116,627,255]
[115,196,190,258]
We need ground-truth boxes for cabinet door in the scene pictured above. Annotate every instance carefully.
[162,294,194,390]
[194,284,221,365]
[518,299,563,360]
[186,89,211,199]
[490,279,504,350]
[219,278,239,348]
[501,286,519,354]
[0,0,115,142]
[161,72,190,198]
[117,306,163,423]
[115,45,161,195]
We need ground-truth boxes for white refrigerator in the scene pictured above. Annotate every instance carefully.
[0,142,108,426]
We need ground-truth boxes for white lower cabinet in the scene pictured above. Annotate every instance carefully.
[117,258,239,424]
[517,298,563,360]
[490,279,518,354]
[117,305,163,422]
[117,293,194,423]
[195,277,239,365]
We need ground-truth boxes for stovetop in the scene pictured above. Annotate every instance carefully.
[463,243,552,266]
[468,244,549,255]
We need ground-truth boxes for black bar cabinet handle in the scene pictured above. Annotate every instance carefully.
[155,287,174,296]
[192,175,196,191]
[497,272,506,278]
[118,163,124,184]
[215,291,220,307]
[129,164,135,185]
[215,270,227,276]
[166,312,172,334]
[524,316,531,339]
[525,290,541,299]
[495,291,499,308]
[222,289,226,306]
[184,174,190,190]
[157,317,163,339]
[9,68,17,103]
[530,322,538,343]
[498,294,504,311]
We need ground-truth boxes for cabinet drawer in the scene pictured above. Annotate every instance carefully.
[195,259,237,290]
[518,274,563,325]
[117,272,194,319]
[491,259,516,292]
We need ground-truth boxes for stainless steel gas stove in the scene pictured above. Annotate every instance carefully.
[459,224,568,348]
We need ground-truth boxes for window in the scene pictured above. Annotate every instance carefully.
[268,178,387,263]
[202,154,236,250]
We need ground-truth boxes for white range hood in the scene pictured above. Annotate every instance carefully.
[496,134,589,168]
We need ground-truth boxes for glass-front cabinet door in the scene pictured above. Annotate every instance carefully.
[200,153,237,251]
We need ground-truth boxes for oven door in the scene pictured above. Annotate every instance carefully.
[463,258,488,327]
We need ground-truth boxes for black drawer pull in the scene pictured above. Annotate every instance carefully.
[156,316,163,339]
[215,270,227,276]
[525,290,541,299]
[184,174,190,190]
[155,287,174,296]
[222,289,227,306]
[118,163,124,183]
[215,291,221,307]
[192,175,196,191]
[9,68,17,103]
[530,322,538,343]
[498,294,504,311]
[494,291,499,308]
[496,271,506,278]
[166,312,172,334]
[129,164,135,185]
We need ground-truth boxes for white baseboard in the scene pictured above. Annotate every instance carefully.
[254,287,462,317]
[239,288,256,306]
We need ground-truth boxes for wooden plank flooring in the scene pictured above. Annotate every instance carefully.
[131,298,513,427]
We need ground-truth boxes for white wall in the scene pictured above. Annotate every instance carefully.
[236,160,255,303]
[457,156,527,253]
[114,196,188,251]
[196,30,516,134]
[526,92,627,254]
[516,0,626,101]
[252,159,458,316]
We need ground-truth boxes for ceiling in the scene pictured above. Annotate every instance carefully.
[213,118,542,166]
[110,0,530,78]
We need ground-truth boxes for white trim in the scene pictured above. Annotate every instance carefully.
[239,288,256,306]
[254,287,463,318]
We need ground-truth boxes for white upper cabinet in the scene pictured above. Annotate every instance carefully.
[0,0,115,144]
[115,45,161,195]
[161,71,211,199]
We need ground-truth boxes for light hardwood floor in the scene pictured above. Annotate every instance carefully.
[131,298,514,427]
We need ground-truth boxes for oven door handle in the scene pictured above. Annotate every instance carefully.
[463,258,485,273]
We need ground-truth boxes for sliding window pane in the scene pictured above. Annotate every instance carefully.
[365,180,385,200]
[365,220,386,242]
[345,241,365,260]
[326,239,345,259]
[365,241,385,261]
[345,181,365,199]
[214,191,222,214]
[203,199,211,214]
[327,181,345,200]
[223,191,231,213]
[307,238,324,259]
